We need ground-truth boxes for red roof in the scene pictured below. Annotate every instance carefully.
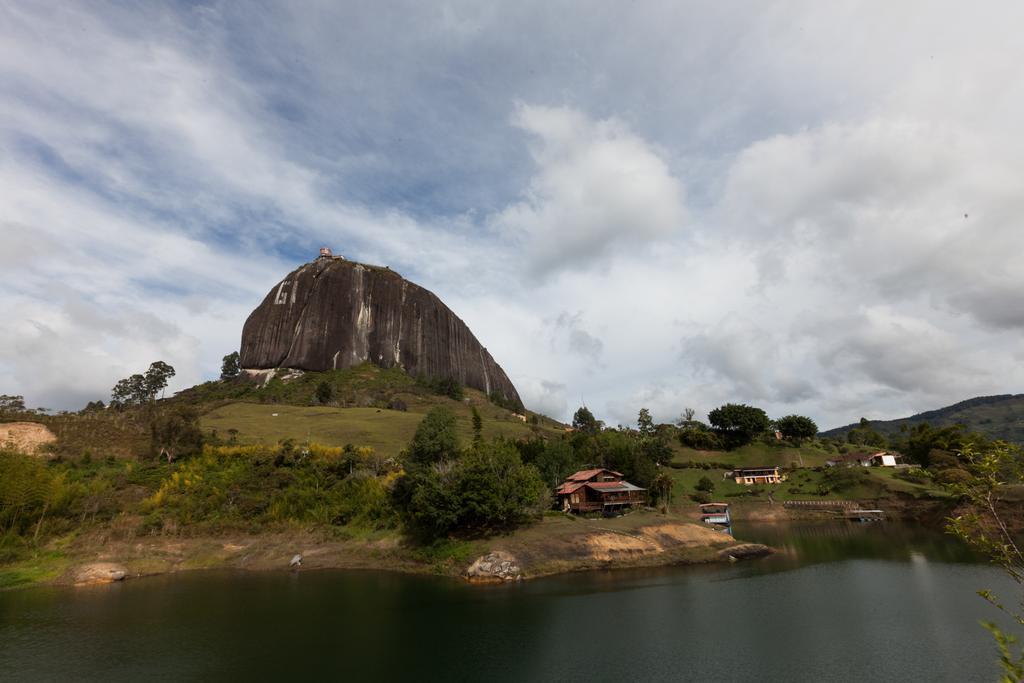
[555,481,585,495]
[566,468,623,482]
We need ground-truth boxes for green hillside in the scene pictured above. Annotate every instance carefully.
[821,394,1024,444]
[186,362,566,455]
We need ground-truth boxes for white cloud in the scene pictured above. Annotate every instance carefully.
[3,0,1024,435]
[494,104,686,276]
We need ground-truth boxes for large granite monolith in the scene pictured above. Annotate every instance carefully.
[239,254,522,407]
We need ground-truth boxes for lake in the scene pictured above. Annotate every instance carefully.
[0,522,1018,681]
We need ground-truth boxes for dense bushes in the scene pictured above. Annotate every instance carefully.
[397,440,546,539]
[678,425,723,450]
[144,443,398,530]
[394,411,546,540]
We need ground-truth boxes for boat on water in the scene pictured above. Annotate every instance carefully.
[699,502,731,527]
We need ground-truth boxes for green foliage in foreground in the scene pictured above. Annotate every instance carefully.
[145,443,398,531]
[943,439,1024,680]
[394,439,547,541]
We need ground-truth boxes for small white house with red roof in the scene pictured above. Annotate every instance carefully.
[555,468,647,514]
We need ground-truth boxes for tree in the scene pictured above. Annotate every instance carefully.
[572,406,600,434]
[144,361,175,400]
[220,352,241,380]
[637,408,655,437]
[471,407,483,444]
[708,403,770,448]
[776,414,819,442]
[847,417,888,448]
[110,374,147,408]
[398,440,546,540]
[650,471,674,513]
[695,476,716,493]
[407,407,460,465]
[517,437,578,488]
[0,395,26,415]
[316,380,334,405]
[946,441,1024,679]
[677,407,697,426]
[149,406,204,463]
[679,424,723,450]
[82,400,105,413]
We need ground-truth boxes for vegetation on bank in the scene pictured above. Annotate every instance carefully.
[4,360,1024,594]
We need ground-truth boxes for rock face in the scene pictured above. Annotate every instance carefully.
[240,255,522,406]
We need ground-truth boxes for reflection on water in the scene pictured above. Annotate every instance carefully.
[732,519,985,571]
[0,522,1016,682]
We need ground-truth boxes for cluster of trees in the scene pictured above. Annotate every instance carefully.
[392,408,546,540]
[416,375,465,401]
[110,361,176,408]
[846,417,887,447]
[676,403,819,451]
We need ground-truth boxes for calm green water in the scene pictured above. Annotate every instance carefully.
[0,522,1018,682]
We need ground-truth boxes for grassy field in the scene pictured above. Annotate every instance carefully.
[668,464,945,504]
[670,440,841,469]
[201,398,558,456]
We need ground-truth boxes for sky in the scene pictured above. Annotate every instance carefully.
[2,1,1022,429]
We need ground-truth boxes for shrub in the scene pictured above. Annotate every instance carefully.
[695,476,716,493]
[678,426,723,451]
[398,440,545,540]
[407,408,460,465]
[935,468,973,485]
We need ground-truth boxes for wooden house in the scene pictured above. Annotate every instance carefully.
[731,466,783,485]
[555,468,647,513]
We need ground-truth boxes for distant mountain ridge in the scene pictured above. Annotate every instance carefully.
[821,394,1024,445]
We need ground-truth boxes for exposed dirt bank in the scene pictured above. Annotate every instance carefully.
[0,422,56,455]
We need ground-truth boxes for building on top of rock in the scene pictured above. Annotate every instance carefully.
[318,246,345,260]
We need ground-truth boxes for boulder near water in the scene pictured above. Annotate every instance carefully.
[73,562,128,585]
[240,253,521,407]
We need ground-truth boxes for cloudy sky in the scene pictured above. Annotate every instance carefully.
[2,1,1022,429]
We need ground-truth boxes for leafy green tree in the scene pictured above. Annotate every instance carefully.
[650,471,674,513]
[776,414,819,441]
[596,430,657,488]
[82,400,105,413]
[902,423,974,467]
[149,406,204,463]
[144,361,175,400]
[220,351,241,380]
[471,407,483,444]
[708,403,770,448]
[946,441,1024,680]
[696,476,716,493]
[316,380,334,405]
[637,408,655,437]
[516,437,579,488]
[847,417,888,448]
[678,424,723,450]
[399,440,545,539]
[407,407,460,465]
[0,395,26,415]
[110,374,146,408]
[572,406,600,434]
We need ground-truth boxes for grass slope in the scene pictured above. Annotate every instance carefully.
[821,394,1024,444]
[182,362,565,456]
[666,440,946,504]
[202,400,549,455]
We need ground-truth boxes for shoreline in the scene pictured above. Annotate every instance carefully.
[5,497,972,592]
[2,511,774,591]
